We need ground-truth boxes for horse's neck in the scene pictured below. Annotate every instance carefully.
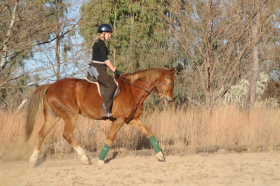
[130,80,159,107]
[119,75,162,100]
[120,80,153,101]
[122,80,156,123]
[135,80,155,94]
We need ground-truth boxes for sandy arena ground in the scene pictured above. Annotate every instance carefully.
[1,152,280,186]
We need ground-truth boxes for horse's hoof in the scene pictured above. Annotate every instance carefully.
[155,151,165,162]
[80,155,90,165]
[29,161,37,168]
[98,160,105,165]
[29,157,38,168]
[81,158,90,165]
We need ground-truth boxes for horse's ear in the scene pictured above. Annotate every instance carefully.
[170,67,176,75]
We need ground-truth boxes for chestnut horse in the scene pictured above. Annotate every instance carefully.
[26,67,176,166]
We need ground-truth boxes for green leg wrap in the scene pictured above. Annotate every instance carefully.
[149,137,161,153]
[99,144,110,161]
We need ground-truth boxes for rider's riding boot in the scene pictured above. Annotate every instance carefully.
[101,105,114,119]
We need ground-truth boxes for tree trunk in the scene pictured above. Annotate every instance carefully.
[1,1,18,71]
[248,0,260,107]
[56,32,61,80]
[205,0,213,108]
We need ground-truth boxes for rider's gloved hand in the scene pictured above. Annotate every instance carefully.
[114,69,121,78]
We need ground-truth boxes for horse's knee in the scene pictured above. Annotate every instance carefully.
[63,132,73,143]
[37,129,50,141]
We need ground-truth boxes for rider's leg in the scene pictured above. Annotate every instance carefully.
[97,72,117,118]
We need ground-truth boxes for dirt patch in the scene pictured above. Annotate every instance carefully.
[1,151,280,186]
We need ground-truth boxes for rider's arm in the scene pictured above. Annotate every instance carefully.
[105,59,117,72]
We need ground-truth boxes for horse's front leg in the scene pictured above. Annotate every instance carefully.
[99,117,125,164]
[129,118,165,162]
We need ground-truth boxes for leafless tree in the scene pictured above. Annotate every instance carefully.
[0,0,83,109]
[248,0,279,107]
[157,0,279,108]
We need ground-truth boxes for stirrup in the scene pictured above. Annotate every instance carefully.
[102,112,114,118]
[101,105,114,119]
[101,112,115,119]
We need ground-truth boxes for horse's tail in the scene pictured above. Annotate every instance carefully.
[25,84,50,141]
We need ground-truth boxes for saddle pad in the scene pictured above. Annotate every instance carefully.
[85,75,120,99]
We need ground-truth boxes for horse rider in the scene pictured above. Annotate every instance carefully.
[89,23,121,119]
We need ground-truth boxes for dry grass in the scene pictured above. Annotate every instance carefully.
[0,104,279,160]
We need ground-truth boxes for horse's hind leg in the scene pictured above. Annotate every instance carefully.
[62,114,90,165]
[29,106,60,167]
[129,118,165,162]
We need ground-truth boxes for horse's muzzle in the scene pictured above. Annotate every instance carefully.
[162,96,173,106]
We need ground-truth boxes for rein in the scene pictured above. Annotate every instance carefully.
[118,75,171,96]
[118,77,151,94]
[117,74,172,123]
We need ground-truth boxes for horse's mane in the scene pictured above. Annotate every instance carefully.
[122,67,169,83]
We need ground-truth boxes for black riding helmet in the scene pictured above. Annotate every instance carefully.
[98,24,113,33]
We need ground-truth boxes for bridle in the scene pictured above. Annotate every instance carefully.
[118,75,172,98]
[157,75,173,100]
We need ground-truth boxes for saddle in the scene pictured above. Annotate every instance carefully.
[85,72,121,99]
